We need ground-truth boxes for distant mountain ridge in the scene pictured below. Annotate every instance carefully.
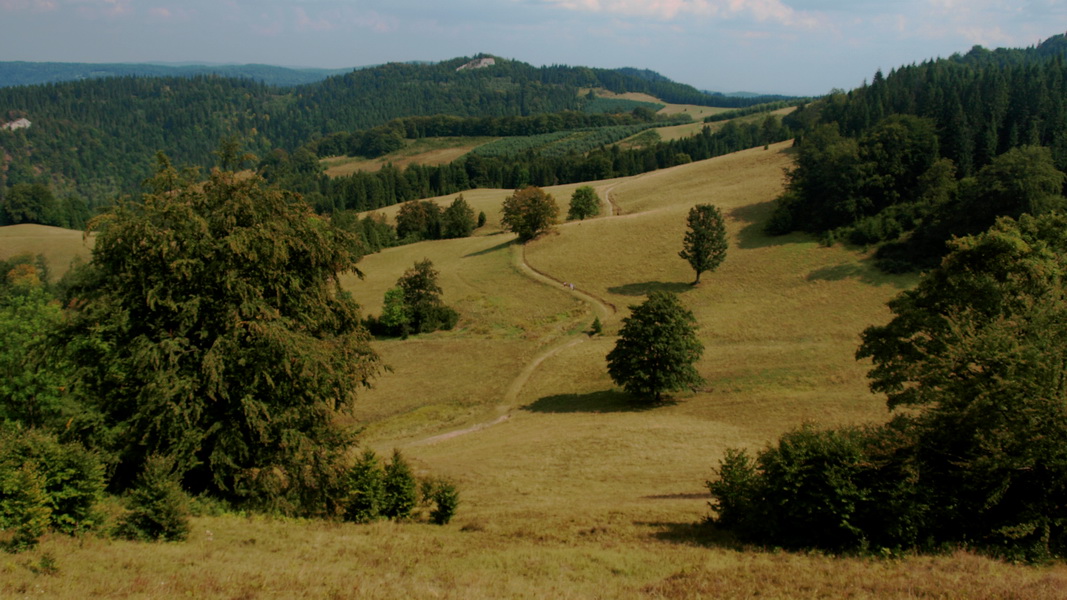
[0,61,357,88]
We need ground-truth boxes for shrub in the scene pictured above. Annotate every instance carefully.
[343,450,384,523]
[0,426,104,551]
[116,454,191,542]
[0,463,51,552]
[708,422,930,554]
[381,449,418,520]
[422,478,460,525]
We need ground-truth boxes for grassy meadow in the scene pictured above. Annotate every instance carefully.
[5,142,1067,598]
[0,224,93,281]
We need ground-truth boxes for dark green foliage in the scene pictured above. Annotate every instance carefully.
[396,259,459,334]
[767,39,1067,270]
[606,292,704,402]
[343,450,384,524]
[477,211,487,228]
[679,204,728,284]
[381,450,418,520]
[116,455,191,542]
[441,195,477,239]
[331,211,397,254]
[49,154,381,510]
[567,186,601,221]
[0,426,105,551]
[395,200,442,242]
[710,214,1067,559]
[590,317,603,336]
[709,420,929,553]
[0,55,794,210]
[421,478,460,525]
[501,186,559,243]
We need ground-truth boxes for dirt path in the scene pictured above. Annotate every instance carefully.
[408,231,618,446]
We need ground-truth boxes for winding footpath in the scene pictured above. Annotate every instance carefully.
[408,187,622,447]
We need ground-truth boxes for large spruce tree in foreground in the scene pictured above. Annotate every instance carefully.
[53,154,381,513]
[607,291,704,402]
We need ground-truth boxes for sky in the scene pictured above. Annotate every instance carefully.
[1,0,1064,96]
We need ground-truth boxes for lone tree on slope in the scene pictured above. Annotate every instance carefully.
[607,291,705,402]
[567,186,601,221]
[679,203,727,284]
[501,186,559,243]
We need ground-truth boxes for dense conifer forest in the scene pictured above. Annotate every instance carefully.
[767,33,1067,269]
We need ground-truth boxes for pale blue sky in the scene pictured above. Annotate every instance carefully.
[1,0,1064,96]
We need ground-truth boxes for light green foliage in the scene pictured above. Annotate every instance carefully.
[0,267,69,429]
[567,186,601,221]
[679,204,727,284]
[116,454,191,542]
[606,291,704,402]
[381,449,417,520]
[0,426,105,551]
[51,153,381,510]
[0,461,50,552]
[501,186,559,243]
[379,287,413,336]
[441,194,476,239]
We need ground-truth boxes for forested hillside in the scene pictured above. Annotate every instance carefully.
[0,54,790,224]
[0,61,355,88]
[767,33,1067,269]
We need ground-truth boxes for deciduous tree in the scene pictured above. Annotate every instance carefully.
[441,194,476,238]
[500,186,558,243]
[679,204,727,284]
[567,186,600,221]
[606,291,704,402]
[51,154,381,512]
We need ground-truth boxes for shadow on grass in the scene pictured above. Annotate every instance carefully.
[607,281,692,297]
[463,238,514,258]
[523,390,676,414]
[730,200,813,250]
[806,257,915,289]
[637,519,741,549]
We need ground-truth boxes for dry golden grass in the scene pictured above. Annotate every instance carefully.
[322,137,496,177]
[6,142,1063,599]
[0,224,93,281]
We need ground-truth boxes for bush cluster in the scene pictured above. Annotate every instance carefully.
[341,449,458,525]
[0,426,105,551]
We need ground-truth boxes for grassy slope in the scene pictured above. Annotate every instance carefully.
[0,224,93,281]
[322,137,498,176]
[7,143,1067,599]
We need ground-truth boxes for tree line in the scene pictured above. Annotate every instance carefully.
[766,34,1067,270]
[0,55,796,221]
[309,116,792,215]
